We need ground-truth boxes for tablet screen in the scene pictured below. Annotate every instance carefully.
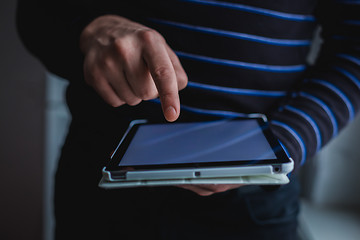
[118,119,278,167]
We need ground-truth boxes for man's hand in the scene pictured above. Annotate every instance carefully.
[177,184,244,196]
[80,15,188,122]
[81,16,240,196]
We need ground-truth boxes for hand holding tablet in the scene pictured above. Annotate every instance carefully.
[176,183,245,196]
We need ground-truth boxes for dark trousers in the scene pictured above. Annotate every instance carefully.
[54,120,300,240]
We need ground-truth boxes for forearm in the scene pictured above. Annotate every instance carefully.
[269,1,360,169]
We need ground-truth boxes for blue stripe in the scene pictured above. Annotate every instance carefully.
[343,20,360,25]
[271,120,307,165]
[332,35,360,41]
[311,79,355,121]
[180,105,248,118]
[187,81,287,97]
[337,54,360,66]
[333,66,360,89]
[284,106,322,152]
[149,99,248,118]
[176,51,306,72]
[299,92,338,137]
[336,0,360,4]
[179,0,315,22]
[150,18,311,46]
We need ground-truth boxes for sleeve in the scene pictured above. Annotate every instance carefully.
[269,0,360,169]
[16,0,139,82]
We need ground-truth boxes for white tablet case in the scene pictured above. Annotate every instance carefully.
[98,170,290,189]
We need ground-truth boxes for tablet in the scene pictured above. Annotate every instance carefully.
[101,116,293,185]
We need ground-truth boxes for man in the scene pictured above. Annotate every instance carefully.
[17,0,360,239]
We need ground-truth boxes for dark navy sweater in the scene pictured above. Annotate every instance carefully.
[17,0,360,169]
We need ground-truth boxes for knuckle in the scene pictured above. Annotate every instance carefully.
[109,101,123,108]
[102,56,114,69]
[137,88,158,101]
[137,28,162,44]
[113,39,130,59]
[153,66,172,81]
[113,38,125,50]
[126,98,142,106]
[84,68,99,86]
[90,78,106,93]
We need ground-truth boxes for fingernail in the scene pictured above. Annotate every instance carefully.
[165,106,177,122]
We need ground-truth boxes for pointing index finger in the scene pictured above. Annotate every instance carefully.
[142,34,180,122]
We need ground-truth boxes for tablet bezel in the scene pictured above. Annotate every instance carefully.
[105,117,291,175]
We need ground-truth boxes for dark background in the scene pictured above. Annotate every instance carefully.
[0,1,45,239]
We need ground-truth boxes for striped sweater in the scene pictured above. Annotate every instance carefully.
[17,0,360,169]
